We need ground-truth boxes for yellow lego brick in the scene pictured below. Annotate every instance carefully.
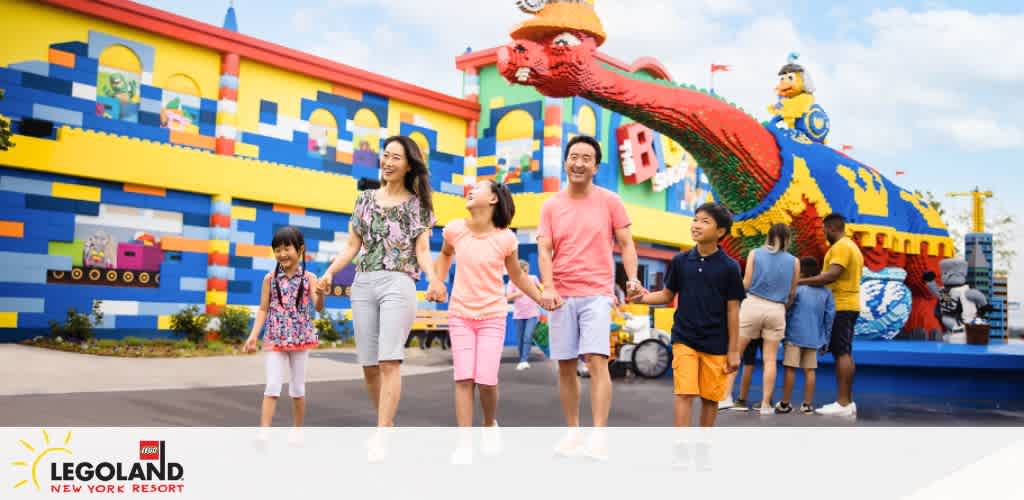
[235,142,260,158]
[0,312,17,328]
[488,97,505,109]
[206,291,227,306]
[157,315,173,330]
[52,182,100,202]
[231,205,257,221]
[208,240,229,254]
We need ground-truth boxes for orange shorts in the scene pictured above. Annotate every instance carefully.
[672,343,728,401]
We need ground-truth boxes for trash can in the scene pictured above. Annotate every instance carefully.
[965,324,990,345]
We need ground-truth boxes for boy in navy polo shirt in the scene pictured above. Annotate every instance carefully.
[634,202,745,427]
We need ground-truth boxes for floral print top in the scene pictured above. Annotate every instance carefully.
[351,189,435,280]
[263,271,319,351]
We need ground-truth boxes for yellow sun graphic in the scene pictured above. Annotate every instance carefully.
[11,429,73,491]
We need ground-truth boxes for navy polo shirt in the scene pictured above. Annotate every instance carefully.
[665,248,746,355]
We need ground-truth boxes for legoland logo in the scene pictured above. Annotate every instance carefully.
[11,430,185,494]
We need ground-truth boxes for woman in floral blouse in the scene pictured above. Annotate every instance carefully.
[319,136,446,455]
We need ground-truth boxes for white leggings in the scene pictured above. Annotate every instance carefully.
[264,350,310,398]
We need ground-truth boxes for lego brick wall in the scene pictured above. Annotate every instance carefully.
[0,167,210,342]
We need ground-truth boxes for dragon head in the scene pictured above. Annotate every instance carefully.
[498,0,605,97]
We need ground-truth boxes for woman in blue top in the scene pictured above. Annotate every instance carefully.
[736,223,799,415]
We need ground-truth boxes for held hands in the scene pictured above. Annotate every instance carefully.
[540,288,564,311]
[316,272,334,294]
[425,279,448,303]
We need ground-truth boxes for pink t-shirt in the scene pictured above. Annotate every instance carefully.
[506,275,541,319]
[444,218,518,320]
[538,186,631,298]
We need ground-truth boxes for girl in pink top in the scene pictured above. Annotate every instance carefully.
[436,181,543,457]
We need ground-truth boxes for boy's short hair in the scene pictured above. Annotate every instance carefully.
[823,213,846,230]
[800,256,821,277]
[695,202,734,236]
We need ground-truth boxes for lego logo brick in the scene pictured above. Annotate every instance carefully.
[139,440,160,460]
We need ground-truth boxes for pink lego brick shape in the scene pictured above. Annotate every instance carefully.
[117,243,164,272]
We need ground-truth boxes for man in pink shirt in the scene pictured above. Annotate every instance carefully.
[538,135,641,459]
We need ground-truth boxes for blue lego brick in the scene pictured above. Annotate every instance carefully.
[178,277,206,294]
[24,194,99,216]
[235,219,257,233]
[133,123,170,143]
[32,103,83,127]
[272,223,332,242]
[115,315,158,329]
[351,165,380,183]
[74,56,98,74]
[200,98,217,114]
[20,72,72,95]
[0,238,48,253]
[199,122,215,137]
[15,313,51,329]
[259,110,277,126]
[138,111,161,127]
[259,99,277,116]
[51,41,89,57]
[11,61,49,77]
[0,191,26,208]
[361,91,388,108]
[0,99,32,121]
[47,64,76,83]
[227,281,252,293]
[315,91,350,108]
[139,84,162,101]
[230,255,253,269]
[0,176,50,197]
[199,109,215,124]
[0,67,22,85]
[182,212,209,227]
[0,297,45,313]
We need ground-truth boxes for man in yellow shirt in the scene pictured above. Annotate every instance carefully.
[799,213,863,417]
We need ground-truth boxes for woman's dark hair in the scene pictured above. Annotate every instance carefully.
[765,223,792,253]
[694,202,734,236]
[271,226,306,310]
[486,181,516,229]
[381,135,434,217]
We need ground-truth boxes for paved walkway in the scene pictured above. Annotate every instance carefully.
[0,344,451,396]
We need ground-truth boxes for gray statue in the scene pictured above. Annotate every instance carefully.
[924,258,989,333]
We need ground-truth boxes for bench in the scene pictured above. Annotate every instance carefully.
[406,310,450,350]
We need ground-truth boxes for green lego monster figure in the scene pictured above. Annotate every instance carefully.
[101,73,138,103]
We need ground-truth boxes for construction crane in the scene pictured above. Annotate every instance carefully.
[946,187,993,233]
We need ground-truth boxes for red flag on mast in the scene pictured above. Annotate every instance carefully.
[710,64,731,73]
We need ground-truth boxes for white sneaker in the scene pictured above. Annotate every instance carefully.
[481,421,503,456]
[554,429,585,457]
[815,401,857,417]
[450,445,473,465]
[718,397,734,410]
[583,429,609,462]
[287,427,305,447]
[516,361,530,371]
[759,403,774,416]
[366,428,391,463]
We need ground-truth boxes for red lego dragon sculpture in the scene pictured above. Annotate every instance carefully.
[498,0,951,334]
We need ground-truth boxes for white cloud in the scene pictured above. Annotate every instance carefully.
[921,118,1024,151]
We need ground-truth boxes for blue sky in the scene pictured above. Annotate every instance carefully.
[137,1,1023,319]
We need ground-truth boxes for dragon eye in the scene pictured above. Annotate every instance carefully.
[552,32,582,48]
